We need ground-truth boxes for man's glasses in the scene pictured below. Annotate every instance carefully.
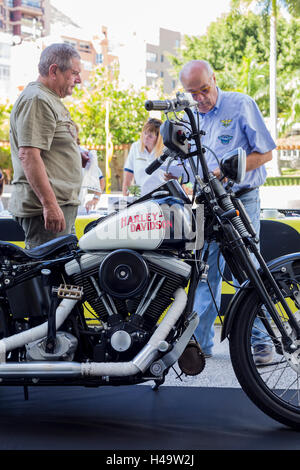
[190,85,211,96]
[189,76,213,96]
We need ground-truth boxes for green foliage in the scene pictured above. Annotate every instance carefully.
[277,69,300,134]
[0,147,12,171]
[0,102,12,171]
[0,101,12,141]
[128,184,141,197]
[171,11,269,74]
[65,65,152,148]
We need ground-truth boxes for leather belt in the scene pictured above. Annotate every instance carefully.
[234,186,258,198]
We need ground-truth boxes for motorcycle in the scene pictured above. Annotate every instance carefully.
[0,93,300,430]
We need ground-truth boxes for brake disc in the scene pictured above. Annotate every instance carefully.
[282,310,300,373]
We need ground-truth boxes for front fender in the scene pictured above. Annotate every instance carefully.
[221,251,300,342]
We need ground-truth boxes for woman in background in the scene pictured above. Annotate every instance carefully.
[122,118,164,196]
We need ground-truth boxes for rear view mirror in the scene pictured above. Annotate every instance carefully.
[220,147,246,184]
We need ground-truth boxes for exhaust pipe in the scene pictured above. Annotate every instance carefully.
[0,288,187,379]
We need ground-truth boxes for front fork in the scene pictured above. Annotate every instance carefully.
[222,222,300,353]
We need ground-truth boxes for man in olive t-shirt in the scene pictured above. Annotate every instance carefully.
[9,43,88,249]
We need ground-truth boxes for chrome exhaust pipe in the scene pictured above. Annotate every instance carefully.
[0,288,187,379]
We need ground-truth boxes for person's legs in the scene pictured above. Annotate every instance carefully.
[232,190,273,363]
[193,189,273,361]
[16,205,78,249]
[238,190,273,349]
[192,240,225,356]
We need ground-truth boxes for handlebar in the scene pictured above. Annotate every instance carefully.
[145,93,197,112]
[145,100,174,111]
[145,148,172,175]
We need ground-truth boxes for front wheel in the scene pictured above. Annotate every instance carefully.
[229,269,300,429]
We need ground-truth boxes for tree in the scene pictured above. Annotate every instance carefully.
[0,101,12,141]
[0,101,12,172]
[169,7,299,177]
[65,65,159,191]
[170,10,270,78]
[231,0,300,175]
[65,65,151,148]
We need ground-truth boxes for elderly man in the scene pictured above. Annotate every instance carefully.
[179,60,276,364]
[9,43,87,249]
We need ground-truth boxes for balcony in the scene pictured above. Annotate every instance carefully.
[22,0,42,7]
[7,0,43,16]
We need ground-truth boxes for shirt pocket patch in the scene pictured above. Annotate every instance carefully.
[218,134,233,145]
[220,119,233,128]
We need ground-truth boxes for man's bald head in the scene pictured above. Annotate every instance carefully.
[179,60,214,83]
[179,60,218,113]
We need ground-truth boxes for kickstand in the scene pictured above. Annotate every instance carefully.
[172,365,184,381]
[46,293,59,353]
[23,385,29,401]
[152,376,165,391]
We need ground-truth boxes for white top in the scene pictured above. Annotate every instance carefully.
[141,158,187,196]
[124,140,156,188]
[124,141,189,196]
[78,148,103,214]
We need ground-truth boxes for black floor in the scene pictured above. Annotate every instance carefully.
[0,385,299,451]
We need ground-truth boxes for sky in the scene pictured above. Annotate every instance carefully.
[50,0,232,41]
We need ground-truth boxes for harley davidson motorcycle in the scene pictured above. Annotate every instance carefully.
[0,93,300,430]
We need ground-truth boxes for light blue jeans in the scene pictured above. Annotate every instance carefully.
[193,188,271,355]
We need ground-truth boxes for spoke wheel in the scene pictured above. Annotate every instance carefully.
[229,268,300,429]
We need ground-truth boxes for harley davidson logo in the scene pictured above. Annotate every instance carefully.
[121,212,172,232]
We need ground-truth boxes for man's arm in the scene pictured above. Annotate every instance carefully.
[100,177,105,192]
[19,146,66,233]
[122,170,134,196]
[243,150,272,172]
[213,150,273,179]
[85,178,105,213]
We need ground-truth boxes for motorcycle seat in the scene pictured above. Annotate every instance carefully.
[0,234,78,260]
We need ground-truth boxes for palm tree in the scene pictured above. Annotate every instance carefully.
[231,0,300,176]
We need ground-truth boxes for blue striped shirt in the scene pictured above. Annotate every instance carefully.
[188,87,276,191]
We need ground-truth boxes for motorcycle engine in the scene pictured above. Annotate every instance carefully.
[65,249,191,361]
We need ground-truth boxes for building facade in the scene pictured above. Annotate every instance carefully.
[61,26,118,85]
[0,0,50,39]
[146,27,181,95]
[0,31,10,97]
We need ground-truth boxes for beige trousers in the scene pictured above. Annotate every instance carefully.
[15,205,78,249]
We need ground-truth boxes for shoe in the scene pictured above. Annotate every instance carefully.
[253,344,273,365]
[203,351,212,358]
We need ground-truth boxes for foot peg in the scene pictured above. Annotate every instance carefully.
[53,284,83,300]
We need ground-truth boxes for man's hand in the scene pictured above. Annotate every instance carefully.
[164,172,178,181]
[212,167,227,182]
[85,196,99,213]
[81,149,90,168]
[43,203,66,233]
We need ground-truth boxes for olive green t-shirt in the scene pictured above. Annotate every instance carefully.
[9,81,82,217]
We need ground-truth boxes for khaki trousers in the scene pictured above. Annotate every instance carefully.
[15,205,78,249]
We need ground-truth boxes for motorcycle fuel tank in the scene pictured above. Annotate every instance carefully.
[78,197,195,251]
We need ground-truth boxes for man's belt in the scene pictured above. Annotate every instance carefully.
[234,186,258,198]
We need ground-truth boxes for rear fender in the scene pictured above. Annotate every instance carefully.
[221,252,300,341]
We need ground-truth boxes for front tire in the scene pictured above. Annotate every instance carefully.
[229,274,300,429]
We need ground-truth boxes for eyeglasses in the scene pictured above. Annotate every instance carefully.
[190,85,212,96]
[189,76,213,96]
